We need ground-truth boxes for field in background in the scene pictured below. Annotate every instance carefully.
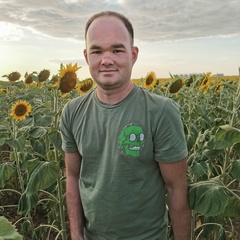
[0,67,239,240]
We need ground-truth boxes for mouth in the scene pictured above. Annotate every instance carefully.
[99,69,117,73]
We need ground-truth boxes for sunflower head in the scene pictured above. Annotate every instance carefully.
[59,63,81,94]
[51,75,59,84]
[201,72,211,86]
[77,78,94,95]
[24,74,34,86]
[60,72,77,93]
[143,71,157,90]
[214,84,222,92]
[0,88,8,94]
[199,72,211,93]
[184,76,194,87]
[169,79,183,93]
[8,72,21,82]
[38,69,50,82]
[9,100,32,121]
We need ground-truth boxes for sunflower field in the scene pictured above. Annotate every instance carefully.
[0,65,239,240]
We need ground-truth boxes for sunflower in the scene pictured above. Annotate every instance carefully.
[169,79,183,93]
[38,69,50,82]
[51,75,59,84]
[143,71,157,90]
[213,81,223,92]
[9,100,32,121]
[76,78,94,95]
[24,74,35,86]
[49,75,60,89]
[8,71,21,83]
[184,76,194,87]
[59,63,81,94]
[0,88,8,94]
[199,72,211,93]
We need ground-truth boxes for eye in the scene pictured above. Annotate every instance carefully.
[113,49,123,53]
[129,134,136,141]
[140,133,144,141]
[91,50,101,54]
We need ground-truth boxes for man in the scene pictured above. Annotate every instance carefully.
[60,11,192,240]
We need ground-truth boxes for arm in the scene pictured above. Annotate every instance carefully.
[65,151,85,240]
[159,157,192,240]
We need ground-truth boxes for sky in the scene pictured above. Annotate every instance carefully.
[0,0,239,81]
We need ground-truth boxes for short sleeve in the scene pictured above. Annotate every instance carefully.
[59,102,78,153]
[154,99,188,163]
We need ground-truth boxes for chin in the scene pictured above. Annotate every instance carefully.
[98,78,118,85]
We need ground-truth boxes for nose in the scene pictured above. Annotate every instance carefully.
[101,53,114,66]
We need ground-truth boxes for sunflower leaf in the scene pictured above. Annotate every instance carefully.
[212,125,240,149]
[48,128,62,151]
[34,112,52,127]
[26,161,59,193]
[29,127,47,138]
[230,159,240,181]
[18,192,39,213]
[7,136,26,151]
[189,178,229,216]
[190,161,208,181]
[0,216,23,240]
[0,163,16,188]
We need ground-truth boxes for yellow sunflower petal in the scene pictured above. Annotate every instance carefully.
[59,63,81,94]
[9,100,32,121]
[77,78,94,95]
[143,71,157,90]
[59,63,81,78]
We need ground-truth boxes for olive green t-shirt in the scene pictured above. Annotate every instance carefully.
[60,85,188,240]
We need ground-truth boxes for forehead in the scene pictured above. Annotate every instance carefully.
[86,16,131,45]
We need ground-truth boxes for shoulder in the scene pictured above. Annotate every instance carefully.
[64,89,95,110]
[61,90,95,123]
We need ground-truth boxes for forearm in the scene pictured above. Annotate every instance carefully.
[168,187,192,240]
[66,176,85,240]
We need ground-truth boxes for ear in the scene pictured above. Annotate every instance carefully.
[132,46,139,65]
[83,49,89,64]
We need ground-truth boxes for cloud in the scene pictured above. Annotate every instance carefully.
[0,0,239,42]
[0,22,25,40]
[49,58,87,66]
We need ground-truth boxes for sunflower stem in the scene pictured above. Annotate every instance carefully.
[12,119,37,237]
[12,120,24,192]
[53,90,67,240]
[221,68,240,184]
[229,67,240,127]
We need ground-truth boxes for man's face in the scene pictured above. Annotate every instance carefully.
[84,16,138,90]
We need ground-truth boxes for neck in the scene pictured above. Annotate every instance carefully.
[96,82,135,105]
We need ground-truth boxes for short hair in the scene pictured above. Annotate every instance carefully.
[85,11,134,45]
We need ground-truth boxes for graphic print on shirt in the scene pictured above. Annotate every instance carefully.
[118,123,145,157]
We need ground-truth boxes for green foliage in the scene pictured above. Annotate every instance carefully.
[0,163,15,188]
[230,160,240,181]
[0,70,239,239]
[209,125,240,149]
[174,72,240,239]
[0,78,69,239]
[189,178,229,216]
[0,216,23,240]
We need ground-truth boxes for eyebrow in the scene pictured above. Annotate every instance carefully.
[89,43,126,50]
